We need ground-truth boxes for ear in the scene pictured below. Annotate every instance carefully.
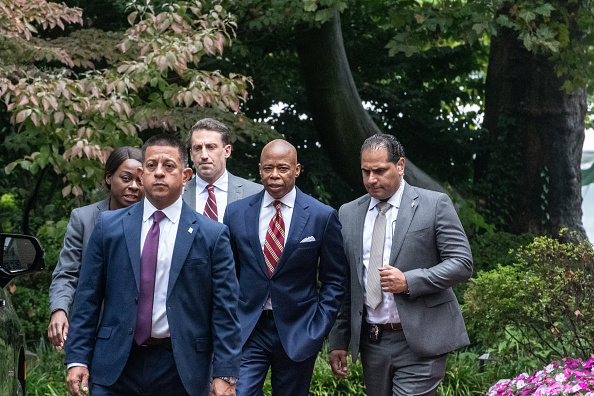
[397,158,405,175]
[224,144,232,159]
[105,172,112,186]
[295,163,301,178]
[181,168,193,186]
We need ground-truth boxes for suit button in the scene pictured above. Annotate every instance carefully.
[134,298,138,304]
[359,311,362,316]
[128,328,133,334]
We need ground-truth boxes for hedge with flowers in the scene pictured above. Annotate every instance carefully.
[462,232,594,394]
[487,357,594,395]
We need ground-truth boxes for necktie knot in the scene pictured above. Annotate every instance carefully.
[376,201,390,215]
[207,184,215,193]
[273,200,283,212]
[152,210,166,224]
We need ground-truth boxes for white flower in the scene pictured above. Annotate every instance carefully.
[545,363,555,373]
[555,372,566,382]
[516,379,526,389]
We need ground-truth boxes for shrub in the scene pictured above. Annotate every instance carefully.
[464,232,594,363]
[470,231,533,273]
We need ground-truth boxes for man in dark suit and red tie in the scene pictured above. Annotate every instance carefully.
[65,135,241,396]
[223,139,347,396]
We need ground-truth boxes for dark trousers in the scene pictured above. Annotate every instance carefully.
[91,342,191,396]
[236,312,317,396]
[360,323,447,396]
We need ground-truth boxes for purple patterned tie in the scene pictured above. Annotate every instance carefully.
[134,210,165,345]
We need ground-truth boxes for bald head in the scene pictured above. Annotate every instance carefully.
[259,139,301,199]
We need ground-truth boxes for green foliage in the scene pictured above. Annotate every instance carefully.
[464,232,594,364]
[470,231,533,273]
[456,198,496,238]
[25,339,68,396]
[0,0,263,200]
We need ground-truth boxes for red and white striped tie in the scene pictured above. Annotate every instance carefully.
[203,184,218,221]
[263,200,285,276]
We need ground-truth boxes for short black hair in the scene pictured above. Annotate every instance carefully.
[104,146,142,190]
[142,134,188,167]
[186,118,231,147]
[360,134,405,165]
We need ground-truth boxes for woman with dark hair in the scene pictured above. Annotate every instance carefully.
[48,146,144,349]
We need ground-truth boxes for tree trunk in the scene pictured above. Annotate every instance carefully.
[295,12,447,196]
[478,27,586,240]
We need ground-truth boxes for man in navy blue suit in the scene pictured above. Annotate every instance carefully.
[65,135,241,396]
[223,139,346,395]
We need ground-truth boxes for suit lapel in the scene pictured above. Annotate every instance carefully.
[353,195,370,288]
[273,189,309,277]
[227,173,242,204]
[182,177,197,211]
[389,184,418,266]
[244,192,269,277]
[123,204,143,290]
[167,203,198,299]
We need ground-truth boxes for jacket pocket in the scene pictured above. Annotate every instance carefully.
[96,326,112,339]
[423,290,454,307]
[194,338,211,352]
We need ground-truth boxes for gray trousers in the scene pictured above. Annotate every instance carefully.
[360,324,447,396]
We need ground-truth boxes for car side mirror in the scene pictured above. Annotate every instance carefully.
[0,234,45,285]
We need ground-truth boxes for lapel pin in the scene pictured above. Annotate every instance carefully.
[188,227,193,233]
[411,202,416,208]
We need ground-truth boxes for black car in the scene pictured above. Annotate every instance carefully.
[0,234,45,396]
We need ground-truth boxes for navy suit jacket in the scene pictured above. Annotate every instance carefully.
[65,200,241,396]
[223,188,346,362]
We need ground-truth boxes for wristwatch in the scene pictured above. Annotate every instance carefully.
[216,376,238,385]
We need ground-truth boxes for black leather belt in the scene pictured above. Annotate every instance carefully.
[368,322,403,331]
[136,337,172,348]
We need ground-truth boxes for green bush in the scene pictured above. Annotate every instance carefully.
[464,232,594,363]
[469,231,533,273]
[26,339,68,396]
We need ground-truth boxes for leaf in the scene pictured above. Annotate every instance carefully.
[15,109,31,123]
[127,11,138,26]
[62,185,72,197]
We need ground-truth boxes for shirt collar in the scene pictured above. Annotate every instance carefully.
[195,170,229,193]
[143,195,183,224]
[263,186,297,209]
[369,179,406,212]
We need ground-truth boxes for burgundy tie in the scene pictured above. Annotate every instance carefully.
[203,184,218,221]
[134,210,165,345]
[263,200,285,277]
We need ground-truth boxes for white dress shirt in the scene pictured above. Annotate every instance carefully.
[195,170,229,223]
[363,180,406,324]
[258,187,296,310]
[141,196,182,338]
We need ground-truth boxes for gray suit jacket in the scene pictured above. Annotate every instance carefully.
[49,199,109,316]
[182,172,262,212]
[328,183,473,359]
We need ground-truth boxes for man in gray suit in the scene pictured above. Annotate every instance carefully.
[182,118,262,220]
[328,134,473,396]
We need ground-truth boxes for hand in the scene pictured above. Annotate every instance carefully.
[67,366,89,396]
[379,265,408,294]
[329,349,350,378]
[211,378,235,396]
[48,310,69,350]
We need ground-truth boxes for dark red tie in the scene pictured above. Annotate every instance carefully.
[134,210,165,345]
[263,200,285,277]
[203,184,218,221]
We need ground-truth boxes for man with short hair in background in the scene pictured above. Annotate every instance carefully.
[183,118,262,221]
